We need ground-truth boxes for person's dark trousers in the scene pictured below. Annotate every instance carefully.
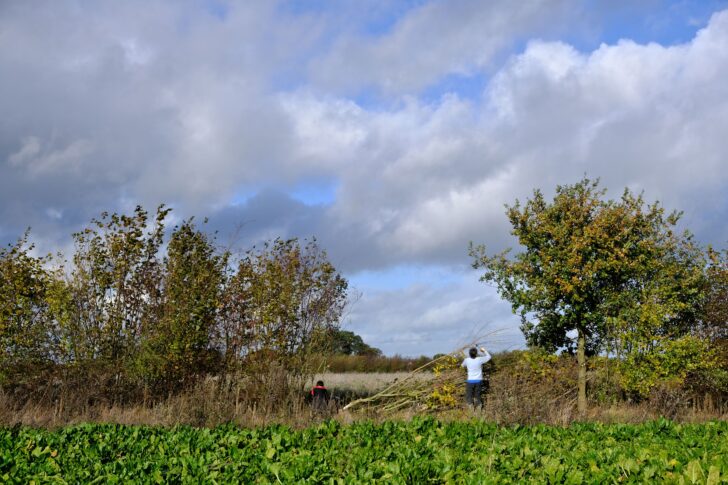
[311,388,329,414]
[465,381,484,409]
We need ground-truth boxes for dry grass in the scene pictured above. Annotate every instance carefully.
[2,382,725,430]
[1,369,435,429]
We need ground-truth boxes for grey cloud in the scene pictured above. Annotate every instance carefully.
[0,0,322,249]
[7,137,94,175]
[204,189,426,273]
[205,189,325,252]
[309,0,579,95]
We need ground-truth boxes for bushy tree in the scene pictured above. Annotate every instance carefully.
[141,218,226,390]
[54,206,169,390]
[219,238,348,371]
[701,248,727,341]
[470,178,706,413]
[688,247,728,396]
[0,232,56,387]
[1,206,350,405]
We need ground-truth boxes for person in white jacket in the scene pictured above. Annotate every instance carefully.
[461,346,491,410]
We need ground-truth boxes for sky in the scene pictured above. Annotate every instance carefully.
[2,0,728,356]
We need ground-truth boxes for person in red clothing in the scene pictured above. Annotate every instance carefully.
[310,380,330,412]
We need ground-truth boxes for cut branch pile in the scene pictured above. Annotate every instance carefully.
[343,329,509,415]
[341,353,459,413]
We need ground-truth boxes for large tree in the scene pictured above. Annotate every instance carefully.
[470,178,705,414]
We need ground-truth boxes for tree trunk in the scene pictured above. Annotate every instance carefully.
[577,328,587,416]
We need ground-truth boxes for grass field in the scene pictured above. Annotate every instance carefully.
[311,372,433,395]
[3,419,726,483]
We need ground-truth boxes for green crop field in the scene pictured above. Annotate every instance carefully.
[2,419,726,483]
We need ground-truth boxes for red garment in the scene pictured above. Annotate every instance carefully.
[310,385,327,396]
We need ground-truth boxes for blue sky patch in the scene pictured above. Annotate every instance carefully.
[349,264,465,291]
[288,179,338,206]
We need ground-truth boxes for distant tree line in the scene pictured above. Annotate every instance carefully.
[314,328,382,357]
[0,206,348,404]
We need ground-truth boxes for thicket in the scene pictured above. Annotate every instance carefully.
[0,206,348,417]
[482,350,727,424]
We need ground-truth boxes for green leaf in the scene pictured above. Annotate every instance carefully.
[265,446,276,460]
[706,466,721,485]
[684,460,704,484]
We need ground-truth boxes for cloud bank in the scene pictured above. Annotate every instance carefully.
[2,1,727,354]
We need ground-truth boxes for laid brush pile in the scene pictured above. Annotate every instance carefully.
[342,328,512,415]
[340,346,582,423]
[339,339,583,422]
[342,349,469,414]
[341,343,727,424]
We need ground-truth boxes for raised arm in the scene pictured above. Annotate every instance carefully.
[478,347,492,363]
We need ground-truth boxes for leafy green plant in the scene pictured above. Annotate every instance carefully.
[2,419,726,483]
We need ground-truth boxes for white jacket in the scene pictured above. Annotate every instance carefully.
[461,349,491,381]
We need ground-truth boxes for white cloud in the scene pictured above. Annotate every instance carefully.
[7,137,41,166]
[277,9,728,271]
[2,1,728,355]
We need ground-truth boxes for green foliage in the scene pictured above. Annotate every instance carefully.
[621,335,720,397]
[59,205,170,368]
[0,232,55,386]
[2,419,726,483]
[219,238,348,369]
[471,177,701,354]
[471,177,712,401]
[141,218,226,389]
[0,205,350,405]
